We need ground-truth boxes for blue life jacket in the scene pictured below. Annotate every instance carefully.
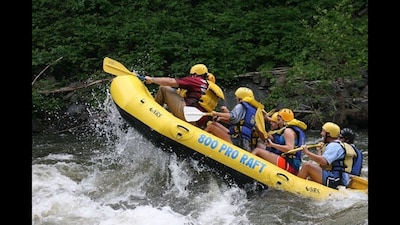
[228,101,256,141]
[331,142,363,176]
[348,144,363,176]
[326,141,347,173]
[266,132,283,155]
[268,125,306,171]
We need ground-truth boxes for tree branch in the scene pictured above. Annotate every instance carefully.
[32,57,63,86]
[38,78,111,94]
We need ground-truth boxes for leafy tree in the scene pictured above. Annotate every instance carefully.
[32,0,367,131]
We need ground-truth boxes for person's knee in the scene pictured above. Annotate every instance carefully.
[205,123,215,133]
[256,142,265,149]
[159,86,169,93]
[251,148,259,154]
[298,163,311,179]
[303,162,312,168]
[204,125,211,132]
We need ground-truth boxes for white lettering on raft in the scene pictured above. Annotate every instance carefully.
[197,134,266,173]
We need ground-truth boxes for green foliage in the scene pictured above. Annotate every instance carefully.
[32,79,63,113]
[32,0,368,126]
[267,0,368,106]
[290,0,368,81]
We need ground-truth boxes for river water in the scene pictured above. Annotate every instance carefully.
[32,95,368,225]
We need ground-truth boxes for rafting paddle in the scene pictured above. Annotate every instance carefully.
[183,106,212,122]
[103,57,137,76]
[281,143,322,156]
[103,57,147,81]
[348,176,368,191]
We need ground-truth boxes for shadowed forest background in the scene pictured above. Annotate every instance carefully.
[32,0,368,134]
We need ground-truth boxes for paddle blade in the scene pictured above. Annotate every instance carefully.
[348,176,368,191]
[255,108,267,140]
[183,106,210,122]
[103,57,137,76]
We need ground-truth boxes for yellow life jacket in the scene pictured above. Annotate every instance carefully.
[198,81,225,112]
[176,88,187,97]
[340,142,357,174]
[268,118,307,136]
[176,82,224,112]
[286,118,307,130]
[239,97,267,140]
[266,118,307,141]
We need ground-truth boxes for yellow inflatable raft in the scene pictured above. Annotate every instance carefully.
[103,57,368,201]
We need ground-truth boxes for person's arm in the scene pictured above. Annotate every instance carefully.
[144,76,179,87]
[211,110,230,123]
[266,128,296,152]
[264,114,273,122]
[211,106,230,123]
[220,106,229,113]
[266,133,274,141]
[302,145,329,165]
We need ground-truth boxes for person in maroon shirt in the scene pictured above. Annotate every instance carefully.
[144,64,210,126]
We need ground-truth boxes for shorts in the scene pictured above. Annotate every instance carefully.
[277,156,298,175]
[322,170,345,189]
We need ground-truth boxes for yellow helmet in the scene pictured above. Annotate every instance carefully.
[234,87,254,99]
[322,122,340,138]
[207,73,216,83]
[190,64,208,75]
[278,108,294,122]
[270,112,279,122]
